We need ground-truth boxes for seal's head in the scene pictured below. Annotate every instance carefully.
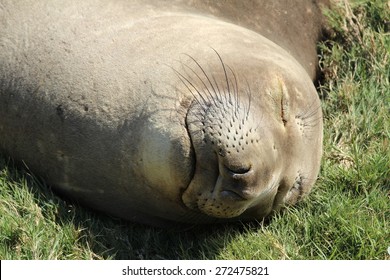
[177,53,323,221]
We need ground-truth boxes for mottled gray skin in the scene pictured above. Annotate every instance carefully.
[0,0,325,226]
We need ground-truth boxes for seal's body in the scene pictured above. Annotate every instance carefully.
[0,0,325,225]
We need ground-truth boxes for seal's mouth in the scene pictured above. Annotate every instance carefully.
[219,190,247,201]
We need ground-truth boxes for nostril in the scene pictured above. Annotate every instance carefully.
[217,166,257,200]
[225,165,251,175]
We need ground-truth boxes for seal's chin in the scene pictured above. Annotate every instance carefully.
[182,160,280,219]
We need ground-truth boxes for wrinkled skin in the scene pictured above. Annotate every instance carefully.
[0,0,325,226]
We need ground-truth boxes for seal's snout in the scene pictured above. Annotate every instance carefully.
[178,53,281,219]
[182,89,277,218]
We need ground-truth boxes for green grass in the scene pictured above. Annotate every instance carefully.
[0,0,389,259]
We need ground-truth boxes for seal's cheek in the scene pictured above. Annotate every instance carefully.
[136,117,194,200]
[182,164,219,210]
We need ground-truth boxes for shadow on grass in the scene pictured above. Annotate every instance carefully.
[0,155,262,260]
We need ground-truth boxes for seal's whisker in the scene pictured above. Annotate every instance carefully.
[264,90,279,110]
[233,71,239,109]
[185,72,214,108]
[212,48,231,105]
[187,117,225,131]
[209,72,224,106]
[300,107,321,121]
[298,102,322,119]
[227,65,240,118]
[210,72,231,114]
[180,56,218,109]
[227,75,235,107]
[179,62,212,107]
[182,54,222,109]
[172,67,210,111]
[243,78,253,121]
[303,116,323,127]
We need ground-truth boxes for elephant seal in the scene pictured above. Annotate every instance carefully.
[0,0,324,226]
